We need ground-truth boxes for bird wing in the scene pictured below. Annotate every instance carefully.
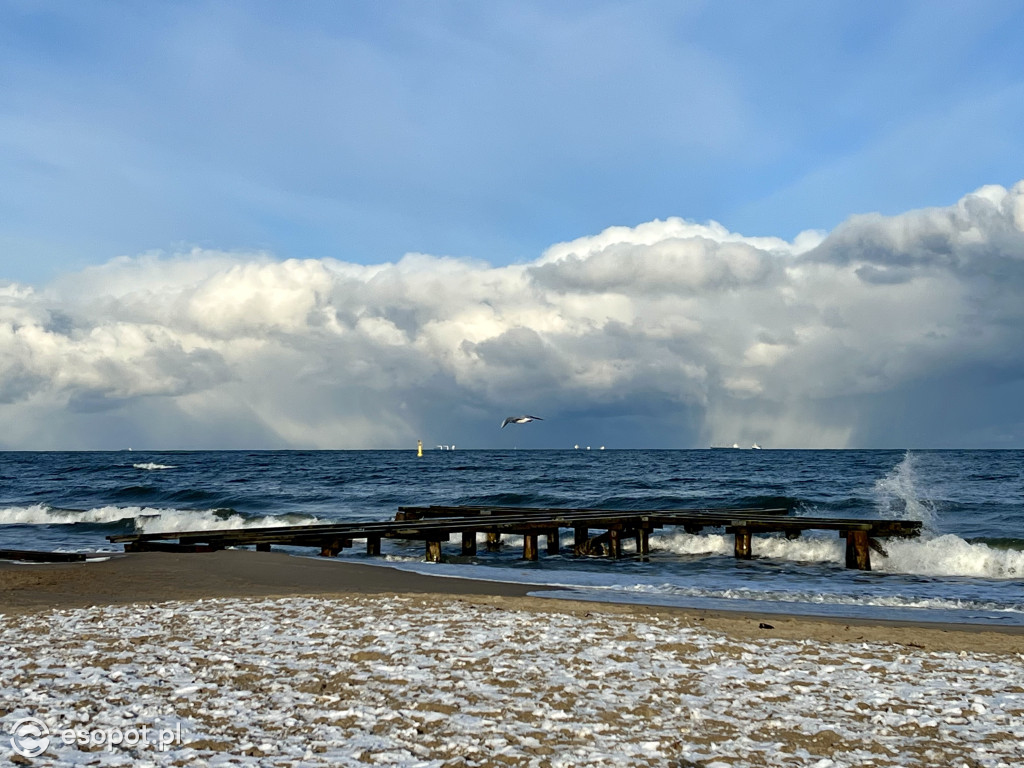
[500,417,513,428]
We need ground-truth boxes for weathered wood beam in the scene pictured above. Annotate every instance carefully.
[486,532,502,552]
[319,539,342,557]
[366,536,381,556]
[574,526,589,550]
[546,531,560,555]
[636,529,650,559]
[845,530,871,570]
[461,531,477,556]
[523,533,539,561]
[608,529,622,559]
[425,538,443,563]
[734,528,752,559]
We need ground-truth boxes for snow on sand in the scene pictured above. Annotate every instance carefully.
[2,595,1023,767]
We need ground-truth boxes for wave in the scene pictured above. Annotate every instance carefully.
[578,583,1024,616]
[873,451,939,531]
[652,530,844,562]
[0,504,322,533]
[650,529,1024,580]
[878,534,1024,579]
[133,462,176,470]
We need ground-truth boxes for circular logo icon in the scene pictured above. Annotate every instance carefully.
[9,717,50,757]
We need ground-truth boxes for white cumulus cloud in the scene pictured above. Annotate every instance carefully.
[2,181,1023,449]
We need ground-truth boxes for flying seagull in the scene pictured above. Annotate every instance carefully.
[501,415,543,428]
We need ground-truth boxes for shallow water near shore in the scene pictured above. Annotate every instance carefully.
[1,449,1022,625]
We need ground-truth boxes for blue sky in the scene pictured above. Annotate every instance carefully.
[2,1,1024,449]
[4,1,1022,283]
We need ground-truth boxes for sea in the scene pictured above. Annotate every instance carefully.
[1,449,1022,627]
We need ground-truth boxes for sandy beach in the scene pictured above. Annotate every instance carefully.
[3,551,1023,766]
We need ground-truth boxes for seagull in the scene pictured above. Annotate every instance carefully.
[500,415,543,428]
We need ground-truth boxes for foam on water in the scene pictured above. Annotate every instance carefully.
[0,504,321,532]
[132,462,177,470]
[653,530,845,563]
[879,534,1024,579]
[653,529,1024,579]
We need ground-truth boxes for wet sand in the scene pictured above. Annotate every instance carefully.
[2,549,1022,653]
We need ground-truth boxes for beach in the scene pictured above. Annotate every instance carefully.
[3,552,1023,767]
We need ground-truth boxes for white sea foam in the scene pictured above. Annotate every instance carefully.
[652,526,1024,580]
[878,534,1024,579]
[132,462,176,470]
[874,450,938,530]
[652,530,845,562]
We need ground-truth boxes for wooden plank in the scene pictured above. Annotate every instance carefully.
[0,549,90,563]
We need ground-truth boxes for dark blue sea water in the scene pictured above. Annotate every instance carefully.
[2,450,1022,625]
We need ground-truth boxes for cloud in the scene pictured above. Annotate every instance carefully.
[1,181,1023,449]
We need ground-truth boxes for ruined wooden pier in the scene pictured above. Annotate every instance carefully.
[108,505,922,571]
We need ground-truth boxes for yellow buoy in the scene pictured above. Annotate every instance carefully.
[417,439,423,457]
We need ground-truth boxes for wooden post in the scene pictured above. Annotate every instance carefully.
[734,529,752,559]
[320,539,342,557]
[608,529,622,559]
[461,531,477,556]
[637,529,650,559]
[425,538,443,563]
[256,543,271,552]
[574,526,588,552]
[366,536,381,556]
[546,531,560,555]
[785,529,801,540]
[845,530,871,570]
[523,533,539,561]
[486,532,502,552]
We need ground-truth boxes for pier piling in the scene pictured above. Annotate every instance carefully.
[844,530,872,571]
[523,533,539,561]
[734,528,753,559]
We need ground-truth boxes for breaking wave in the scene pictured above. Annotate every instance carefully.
[874,451,938,531]
[0,504,322,532]
[650,529,1023,580]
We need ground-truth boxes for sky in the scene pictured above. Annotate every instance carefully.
[1,0,1024,450]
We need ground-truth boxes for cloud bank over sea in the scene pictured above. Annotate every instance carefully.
[2,181,1023,449]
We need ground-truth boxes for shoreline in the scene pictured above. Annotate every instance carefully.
[3,550,1022,652]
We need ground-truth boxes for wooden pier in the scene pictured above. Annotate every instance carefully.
[108,505,922,571]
